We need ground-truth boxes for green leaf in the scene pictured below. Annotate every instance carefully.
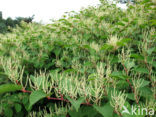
[110,71,127,80]
[93,102,113,117]
[101,35,108,40]
[88,73,97,81]
[0,72,8,78]
[15,103,22,113]
[29,90,47,109]
[146,47,155,55]
[69,106,98,117]
[110,56,119,64]
[123,18,129,22]
[66,96,85,112]
[130,54,144,60]
[121,38,132,42]
[152,61,156,68]
[117,22,125,26]
[4,107,13,117]
[84,61,92,67]
[0,84,22,95]
[140,79,150,88]
[64,69,75,73]
[83,45,91,50]
[127,93,135,100]
[142,0,150,3]
[117,80,129,89]
[54,48,61,56]
[150,19,156,26]
[30,75,44,88]
[101,44,114,51]
[134,67,149,74]
[124,61,135,69]
[139,87,152,98]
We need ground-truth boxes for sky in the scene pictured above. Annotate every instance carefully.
[0,0,127,24]
[0,0,100,23]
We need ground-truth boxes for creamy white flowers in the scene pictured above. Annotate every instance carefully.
[107,35,121,49]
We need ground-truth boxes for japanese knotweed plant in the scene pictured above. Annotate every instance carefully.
[110,90,127,116]
[0,57,24,85]
[0,0,156,117]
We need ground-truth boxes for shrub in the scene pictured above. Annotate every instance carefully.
[0,0,155,117]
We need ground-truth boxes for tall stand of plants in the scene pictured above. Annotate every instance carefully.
[0,0,155,117]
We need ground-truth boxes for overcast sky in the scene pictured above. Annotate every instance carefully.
[0,0,127,24]
[0,0,100,23]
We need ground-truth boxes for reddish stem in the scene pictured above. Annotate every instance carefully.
[47,96,92,106]
[121,63,128,75]
[21,88,32,93]
[47,96,70,103]
[16,80,21,85]
[122,63,139,104]
[126,79,135,94]
[114,110,122,117]
[81,102,92,106]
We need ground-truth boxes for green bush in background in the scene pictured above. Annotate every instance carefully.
[0,11,34,33]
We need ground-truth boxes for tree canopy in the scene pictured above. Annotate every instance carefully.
[0,11,34,33]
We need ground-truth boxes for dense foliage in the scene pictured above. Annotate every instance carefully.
[0,12,34,33]
[0,0,156,117]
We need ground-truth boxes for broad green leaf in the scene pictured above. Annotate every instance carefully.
[117,38,132,46]
[116,80,129,89]
[110,56,119,64]
[93,102,113,117]
[123,18,129,22]
[101,44,114,51]
[0,72,8,78]
[69,106,98,117]
[140,79,150,88]
[124,61,135,69]
[0,73,9,84]
[88,73,97,81]
[117,41,125,46]
[117,22,125,26]
[150,19,156,26]
[139,87,152,98]
[147,56,154,64]
[127,93,135,100]
[110,71,127,80]
[66,96,85,112]
[152,61,156,68]
[30,75,44,88]
[15,103,22,113]
[54,48,61,56]
[29,90,47,109]
[0,84,22,95]
[55,115,66,117]
[101,35,108,40]
[83,44,91,49]
[121,38,132,42]
[4,107,13,117]
[134,67,148,74]
[130,54,144,60]
[64,69,75,73]
[142,0,150,3]
[146,47,155,55]
[84,61,92,67]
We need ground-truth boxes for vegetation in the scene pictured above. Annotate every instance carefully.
[0,0,155,117]
[0,11,34,33]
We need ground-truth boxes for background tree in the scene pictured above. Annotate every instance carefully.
[0,11,34,33]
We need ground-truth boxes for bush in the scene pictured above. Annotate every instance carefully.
[0,0,155,117]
